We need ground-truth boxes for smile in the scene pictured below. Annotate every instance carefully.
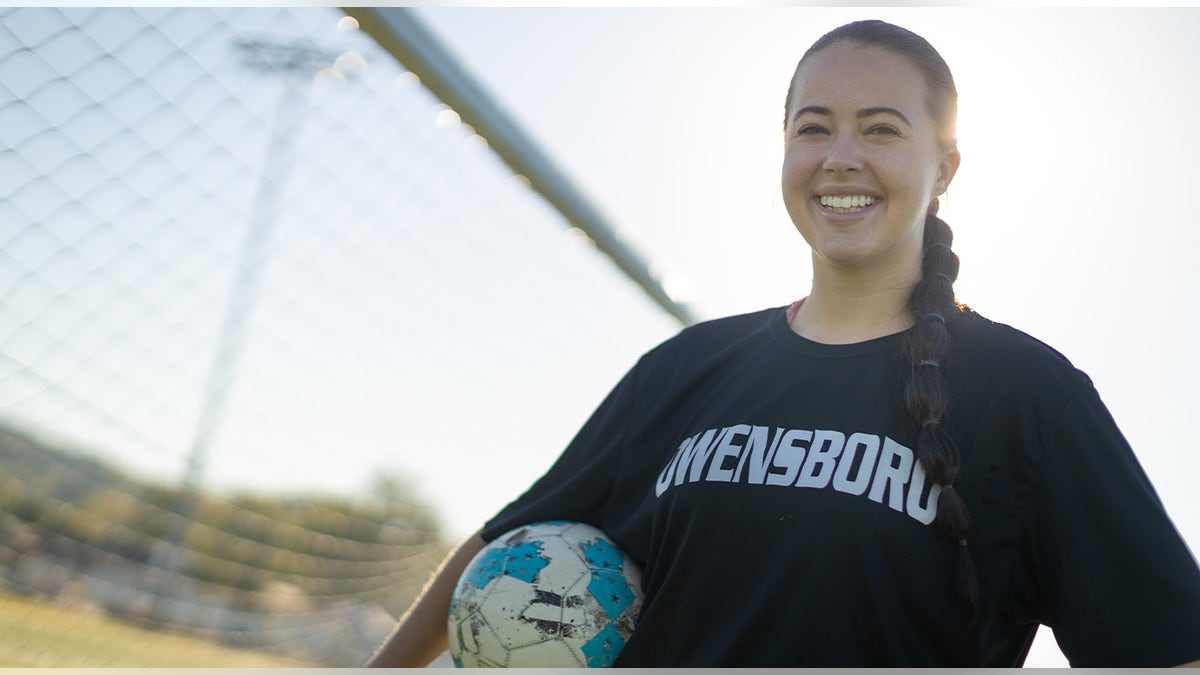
[818,195,878,213]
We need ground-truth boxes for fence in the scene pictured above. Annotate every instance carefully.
[0,7,684,666]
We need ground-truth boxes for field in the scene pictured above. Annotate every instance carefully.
[0,590,316,667]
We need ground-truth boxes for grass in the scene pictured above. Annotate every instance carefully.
[0,590,317,667]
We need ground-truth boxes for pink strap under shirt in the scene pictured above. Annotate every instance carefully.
[785,298,805,324]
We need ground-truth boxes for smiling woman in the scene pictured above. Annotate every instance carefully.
[364,15,1200,668]
[781,25,978,627]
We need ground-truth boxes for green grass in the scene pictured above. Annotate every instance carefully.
[0,590,316,667]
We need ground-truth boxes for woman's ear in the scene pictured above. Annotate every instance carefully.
[935,145,961,196]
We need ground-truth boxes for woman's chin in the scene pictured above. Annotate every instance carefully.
[812,241,877,269]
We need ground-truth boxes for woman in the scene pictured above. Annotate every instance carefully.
[369,20,1200,666]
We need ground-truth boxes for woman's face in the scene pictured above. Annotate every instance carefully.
[781,43,959,277]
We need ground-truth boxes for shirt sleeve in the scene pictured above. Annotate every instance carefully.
[1031,381,1200,667]
[480,357,641,543]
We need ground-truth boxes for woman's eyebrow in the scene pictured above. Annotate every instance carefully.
[791,105,912,127]
[791,105,832,124]
[858,106,912,126]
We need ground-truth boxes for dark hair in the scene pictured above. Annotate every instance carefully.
[785,20,979,628]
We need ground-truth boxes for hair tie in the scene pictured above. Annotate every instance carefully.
[925,241,953,254]
[957,538,968,548]
[931,272,955,284]
[923,419,941,428]
[918,359,940,368]
[923,312,945,324]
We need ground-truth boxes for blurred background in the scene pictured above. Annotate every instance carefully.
[2,6,1198,667]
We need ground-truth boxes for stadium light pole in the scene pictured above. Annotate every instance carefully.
[180,38,341,496]
[153,36,347,609]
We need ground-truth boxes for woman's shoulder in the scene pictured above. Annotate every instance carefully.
[955,309,1069,358]
[630,306,783,377]
[646,306,780,354]
[952,308,1094,397]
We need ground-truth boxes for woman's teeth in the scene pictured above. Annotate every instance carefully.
[819,195,876,212]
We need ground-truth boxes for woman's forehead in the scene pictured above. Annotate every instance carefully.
[789,43,929,113]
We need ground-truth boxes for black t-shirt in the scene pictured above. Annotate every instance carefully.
[481,306,1200,666]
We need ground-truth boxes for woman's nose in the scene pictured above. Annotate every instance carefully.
[822,134,863,174]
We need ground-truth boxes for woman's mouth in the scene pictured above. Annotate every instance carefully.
[817,195,878,214]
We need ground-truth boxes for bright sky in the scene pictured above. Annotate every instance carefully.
[401,8,1200,666]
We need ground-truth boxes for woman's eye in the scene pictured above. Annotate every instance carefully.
[867,125,901,136]
[795,125,827,136]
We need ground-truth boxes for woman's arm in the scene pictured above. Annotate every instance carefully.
[365,530,488,667]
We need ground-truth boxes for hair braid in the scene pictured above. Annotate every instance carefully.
[902,202,979,628]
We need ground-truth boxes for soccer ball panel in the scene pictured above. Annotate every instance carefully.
[580,623,627,668]
[477,576,556,649]
[507,636,586,668]
[587,569,638,620]
[528,537,590,593]
[465,618,509,667]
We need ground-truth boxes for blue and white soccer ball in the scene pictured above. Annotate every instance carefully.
[447,521,643,667]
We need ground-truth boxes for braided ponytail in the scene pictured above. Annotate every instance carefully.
[902,200,978,627]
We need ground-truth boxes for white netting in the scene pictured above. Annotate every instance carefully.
[0,7,680,666]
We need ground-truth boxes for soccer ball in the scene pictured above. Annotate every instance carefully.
[447,521,643,667]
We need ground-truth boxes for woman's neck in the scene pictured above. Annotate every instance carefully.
[789,261,920,345]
